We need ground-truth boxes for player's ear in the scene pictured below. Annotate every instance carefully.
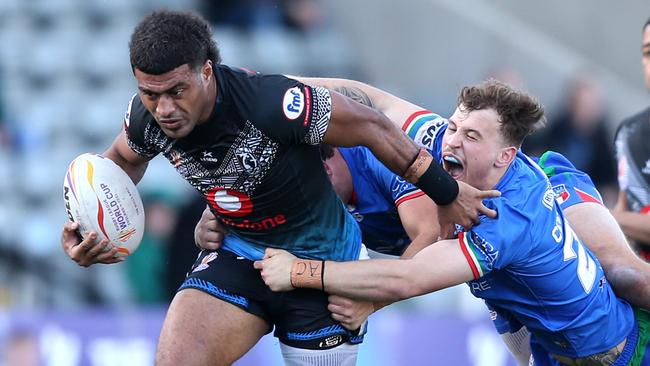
[495,146,517,167]
[201,60,213,83]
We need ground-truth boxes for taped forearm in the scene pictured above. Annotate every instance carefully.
[404,149,459,206]
[291,259,325,290]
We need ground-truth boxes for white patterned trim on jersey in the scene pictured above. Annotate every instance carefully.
[303,86,332,145]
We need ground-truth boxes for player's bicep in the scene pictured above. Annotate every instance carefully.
[397,194,439,242]
[409,239,476,293]
[564,203,632,267]
[322,91,385,147]
[289,76,422,129]
[103,130,150,184]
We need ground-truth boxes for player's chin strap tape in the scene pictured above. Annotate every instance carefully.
[290,259,325,291]
[404,148,459,206]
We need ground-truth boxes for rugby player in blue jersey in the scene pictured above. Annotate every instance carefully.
[255,79,650,365]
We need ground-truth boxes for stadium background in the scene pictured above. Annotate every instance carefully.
[0,0,648,365]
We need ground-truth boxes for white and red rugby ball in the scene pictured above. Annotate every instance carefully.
[63,153,144,257]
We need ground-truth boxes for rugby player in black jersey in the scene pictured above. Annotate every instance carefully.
[612,16,650,262]
[60,9,499,366]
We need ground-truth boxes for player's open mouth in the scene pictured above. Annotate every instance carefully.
[442,155,464,179]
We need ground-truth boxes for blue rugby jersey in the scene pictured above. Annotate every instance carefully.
[339,147,424,256]
[532,150,604,209]
[403,110,635,359]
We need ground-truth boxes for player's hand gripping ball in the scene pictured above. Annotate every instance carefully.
[63,153,144,257]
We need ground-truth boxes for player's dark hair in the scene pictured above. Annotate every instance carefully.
[458,79,546,147]
[129,9,221,75]
[644,17,650,32]
[318,144,335,161]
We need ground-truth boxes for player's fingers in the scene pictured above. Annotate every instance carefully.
[478,189,501,199]
[200,205,213,218]
[61,222,81,249]
[77,232,99,251]
[328,295,352,307]
[100,257,126,265]
[95,246,121,263]
[264,248,282,258]
[203,231,224,244]
[68,232,96,256]
[98,255,126,265]
[253,260,263,270]
[201,241,222,251]
[62,221,79,234]
[327,302,345,315]
[330,312,346,323]
[86,238,110,257]
[478,204,498,219]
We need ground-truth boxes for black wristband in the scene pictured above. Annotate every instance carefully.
[415,160,459,205]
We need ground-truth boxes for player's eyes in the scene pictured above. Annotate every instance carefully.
[172,89,184,96]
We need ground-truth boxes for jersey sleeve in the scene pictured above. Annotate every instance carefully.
[123,94,161,158]
[401,110,448,154]
[458,198,529,279]
[535,151,603,209]
[247,75,332,146]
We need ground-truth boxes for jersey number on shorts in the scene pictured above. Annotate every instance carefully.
[552,215,597,293]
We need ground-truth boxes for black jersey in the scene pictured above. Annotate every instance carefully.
[124,65,361,261]
[615,106,650,250]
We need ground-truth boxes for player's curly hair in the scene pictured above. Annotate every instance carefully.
[458,79,546,147]
[129,9,221,75]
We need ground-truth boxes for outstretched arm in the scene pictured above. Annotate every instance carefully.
[567,202,650,309]
[295,76,500,228]
[290,76,424,128]
[254,239,474,302]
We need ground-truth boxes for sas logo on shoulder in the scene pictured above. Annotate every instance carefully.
[552,184,570,204]
[417,118,447,149]
[283,87,305,120]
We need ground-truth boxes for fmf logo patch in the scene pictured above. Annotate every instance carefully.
[552,184,570,204]
[283,87,304,120]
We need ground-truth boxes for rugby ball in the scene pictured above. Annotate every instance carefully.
[63,153,144,257]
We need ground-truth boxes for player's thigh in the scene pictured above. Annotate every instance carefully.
[156,288,270,366]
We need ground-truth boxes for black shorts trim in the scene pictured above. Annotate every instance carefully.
[179,277,250,308]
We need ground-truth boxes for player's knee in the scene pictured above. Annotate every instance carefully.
[280,342,359,366]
